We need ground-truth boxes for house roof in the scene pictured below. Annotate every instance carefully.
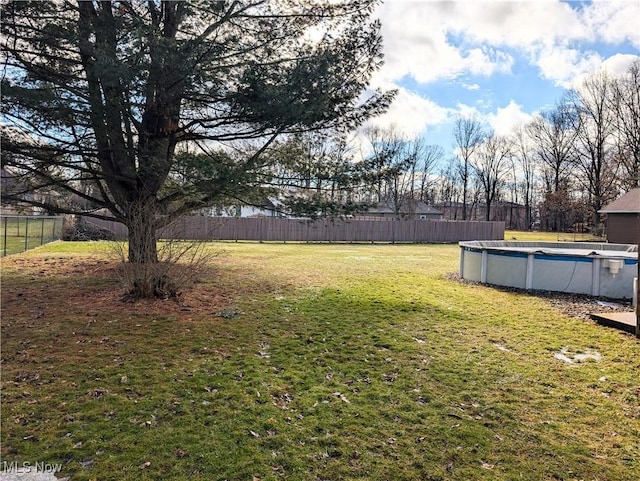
[413,202,443,215]
[599,188,640,214]
[367,201,443,215]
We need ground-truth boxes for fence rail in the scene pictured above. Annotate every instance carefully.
[1,216,65,256]
[88,216,505,244]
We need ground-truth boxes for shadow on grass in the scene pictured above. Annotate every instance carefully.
[1,251,638,480]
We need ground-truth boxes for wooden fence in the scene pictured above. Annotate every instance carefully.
[88,216,505,243]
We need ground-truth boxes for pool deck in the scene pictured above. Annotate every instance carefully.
[590,311,638,334]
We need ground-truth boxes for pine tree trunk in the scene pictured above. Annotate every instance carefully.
[127,197,159,264]
[122,197,165,300]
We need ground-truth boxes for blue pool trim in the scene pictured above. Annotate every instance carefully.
[534,254,593,263]
[487,251,529,259]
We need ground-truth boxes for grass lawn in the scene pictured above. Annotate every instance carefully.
[504,230,607,243]
[1,239,638,480]
[1,217,64,256]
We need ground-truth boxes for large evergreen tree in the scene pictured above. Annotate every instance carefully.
[1,0,392,281]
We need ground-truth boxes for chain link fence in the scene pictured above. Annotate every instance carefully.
[1,216,65,256]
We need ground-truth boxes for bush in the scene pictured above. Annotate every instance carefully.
[112,239,217,301]
[63,217,116,241]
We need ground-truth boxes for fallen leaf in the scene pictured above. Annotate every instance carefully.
[333,392,350,403]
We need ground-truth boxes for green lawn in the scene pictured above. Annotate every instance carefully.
[1,217,64,256]
[1,240,638,480]
[505,230,607,242]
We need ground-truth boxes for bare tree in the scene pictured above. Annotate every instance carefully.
[435,157,462,219]
[361,125,427,218]
[472,133,512,221]
[453,115,487,220]
[511,126,538,230]
[413,144,444,203]
[361,125,402,203]
[525,99,578,194]
[569,70,618,229]
[610,60,640,190]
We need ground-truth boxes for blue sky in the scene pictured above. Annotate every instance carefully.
[360,0,640,161]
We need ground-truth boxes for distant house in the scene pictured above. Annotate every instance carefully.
[599,188,640,244]
[199,198,283,218]
[359,201,443,220]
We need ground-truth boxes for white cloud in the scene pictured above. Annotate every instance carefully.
[454,103,482,120]
[486,101,533,137]
[372,2,518,86]
[351,86,454,161]
[535,46,603,88]
[599,53,640,76]
[373,1,638,90]
[444,0,587,48]
[465,47,514,76]
[362,1,639,155]
[570,53,640,92]
[372,0,592,87]
[452,100,532,138]
[367,87,453,137]
[583,0,640,48]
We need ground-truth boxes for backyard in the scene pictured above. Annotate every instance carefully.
[0,237,638,480]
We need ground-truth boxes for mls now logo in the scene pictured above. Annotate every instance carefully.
[2,461,62,475]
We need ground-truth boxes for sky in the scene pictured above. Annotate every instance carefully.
[361,0,640,160]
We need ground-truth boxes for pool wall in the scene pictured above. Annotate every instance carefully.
[459,241,638,300]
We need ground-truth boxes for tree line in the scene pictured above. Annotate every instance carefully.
[259,60,639,232]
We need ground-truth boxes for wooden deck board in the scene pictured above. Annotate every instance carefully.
[590,312,638,334]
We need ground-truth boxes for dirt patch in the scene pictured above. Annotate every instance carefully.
[1,254,235,322]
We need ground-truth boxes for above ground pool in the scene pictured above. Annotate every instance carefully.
[459,241,638,301]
